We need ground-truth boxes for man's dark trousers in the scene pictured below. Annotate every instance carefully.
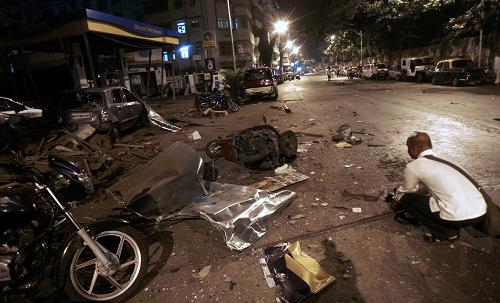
[400,193,485,240]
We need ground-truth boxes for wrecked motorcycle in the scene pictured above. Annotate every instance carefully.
[205,125,298,170]
[194,86,239,114]
[0,157,148,302]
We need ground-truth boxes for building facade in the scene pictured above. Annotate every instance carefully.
[0,0,144,28]
[144,0,280,72]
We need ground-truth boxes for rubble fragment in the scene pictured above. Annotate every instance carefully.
[263,242,335,303]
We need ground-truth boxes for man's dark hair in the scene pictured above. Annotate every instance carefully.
[407,132,432,149]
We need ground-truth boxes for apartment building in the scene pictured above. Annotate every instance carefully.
[144,0,280,72]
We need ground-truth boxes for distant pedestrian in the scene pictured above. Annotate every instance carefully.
[494,52,500,86]
[390,132,487,242]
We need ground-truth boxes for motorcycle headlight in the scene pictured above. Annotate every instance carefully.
[77,171,94,194]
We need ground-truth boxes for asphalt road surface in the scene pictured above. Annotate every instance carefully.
[122,74,499,303]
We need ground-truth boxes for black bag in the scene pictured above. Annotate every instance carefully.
[424,155,500,236]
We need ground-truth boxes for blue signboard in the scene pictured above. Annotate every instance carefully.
[85,9,180,39]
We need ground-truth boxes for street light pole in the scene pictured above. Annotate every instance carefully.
[226,0,237,70]
[360,31,363,65]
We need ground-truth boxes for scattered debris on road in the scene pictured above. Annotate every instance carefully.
[251,171,310,192]
[263,242,335,302]
[192,265,211,280]
[270,105,292,113]
[332,123,362,145]
[341,189,381,202]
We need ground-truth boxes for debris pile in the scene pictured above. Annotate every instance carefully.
[261,241,335,302]
[332,123,362,146]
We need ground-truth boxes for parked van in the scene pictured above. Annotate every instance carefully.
[243,67,278,100]
[362,63,388,79]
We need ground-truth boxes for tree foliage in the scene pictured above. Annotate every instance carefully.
[300,0,499,60]
[222,68,245,100]
[258,29,275,67]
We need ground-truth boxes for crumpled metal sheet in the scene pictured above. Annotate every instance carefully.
[106,142,205,218]
[171,182,296,250]
[142,101,181,132]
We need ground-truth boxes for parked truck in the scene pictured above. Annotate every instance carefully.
[400,57,435,83]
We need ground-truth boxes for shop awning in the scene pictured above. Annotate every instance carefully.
[0,9,180,50]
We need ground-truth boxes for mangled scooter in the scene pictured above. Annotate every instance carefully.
[205,125,298,170]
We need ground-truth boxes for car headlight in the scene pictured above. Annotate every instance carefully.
[100,109,111,122]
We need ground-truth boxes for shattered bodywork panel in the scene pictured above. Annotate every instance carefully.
[171,183,296,250]
[107,142,205,218]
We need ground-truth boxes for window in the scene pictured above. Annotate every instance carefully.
[402,60,406,66]
[244,68,272,81]
[217,18,230,29]
[452,60,474,68]
[436,62,443,69]
[219,42,233,56]
[163,51,169,62]
[443,61,450,69]
[174,0,182,9]
[111,89,123,103]
[177,21,186,34]
[191,19,200,31]
[0,98,22,111]
[180,46,190,59]
[123,89,138,102]
[233,16,247,29]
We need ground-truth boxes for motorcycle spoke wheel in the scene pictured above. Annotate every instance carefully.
[68,228,146,302]
[228,99,239,112]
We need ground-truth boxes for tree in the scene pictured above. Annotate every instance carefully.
[222,68,245,101]
[258,29,275,67]
[300,0,498,59]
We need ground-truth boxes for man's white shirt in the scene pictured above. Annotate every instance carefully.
[396,149,487,221]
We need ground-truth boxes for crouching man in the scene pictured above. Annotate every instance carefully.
[391,132,487,242]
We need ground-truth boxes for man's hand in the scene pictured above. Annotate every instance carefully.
[389,200,400,211]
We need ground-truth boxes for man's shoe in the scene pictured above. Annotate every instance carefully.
[424,233,459,243]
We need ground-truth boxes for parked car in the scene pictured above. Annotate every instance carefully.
[243,67,278,100]
[0,97,43,124]
[388,65,402,80]
[273,74,284,85]
[430,58,485,86]
[59,86,145,136]
[362,63,388,79]
[400,57,435,82]
[347,67,358,79]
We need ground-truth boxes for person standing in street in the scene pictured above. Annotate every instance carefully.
[494,52,500,86]
[391,132,487,242]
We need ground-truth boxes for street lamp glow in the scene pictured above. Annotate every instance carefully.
[274,20,289,33]
[291,46,300,55]
[330,35,336,40]
[285,41,294,49]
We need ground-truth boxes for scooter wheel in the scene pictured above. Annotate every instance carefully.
[206,140,225,159]
[279,131,298,162]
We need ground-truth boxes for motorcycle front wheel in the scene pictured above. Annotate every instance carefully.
[227,98,239,112]
[64,226,148,302]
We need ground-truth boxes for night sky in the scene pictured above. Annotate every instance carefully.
[276,0,322,59]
